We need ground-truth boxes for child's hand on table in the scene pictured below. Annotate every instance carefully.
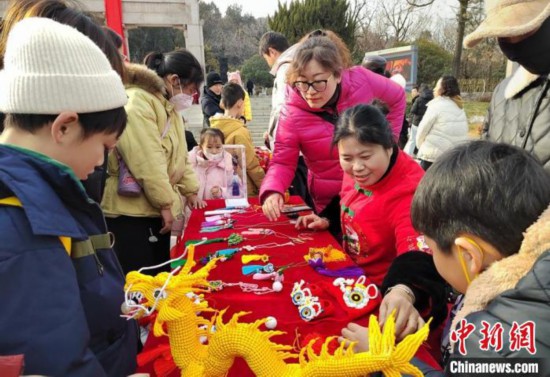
[339,323,370,352]
[187,194,207,209]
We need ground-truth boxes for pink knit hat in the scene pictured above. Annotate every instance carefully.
[227,71,243,86]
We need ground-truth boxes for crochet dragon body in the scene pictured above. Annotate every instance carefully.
[123,245,430,377]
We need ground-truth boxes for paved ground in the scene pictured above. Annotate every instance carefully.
[183,95,272,147]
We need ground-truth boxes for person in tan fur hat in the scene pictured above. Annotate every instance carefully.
[411,141,550,373]
[464,0,550,174]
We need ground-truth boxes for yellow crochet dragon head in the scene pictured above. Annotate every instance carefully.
[123,245,218,336]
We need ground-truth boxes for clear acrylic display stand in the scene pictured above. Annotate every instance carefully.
[223,144,249,208]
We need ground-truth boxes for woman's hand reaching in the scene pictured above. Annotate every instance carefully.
[262,193,284,221]
[295,213,329,231]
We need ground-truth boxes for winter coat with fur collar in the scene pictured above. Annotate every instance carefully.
[447,203,550,366]
[484,67,550,173]
[101,63,198,219]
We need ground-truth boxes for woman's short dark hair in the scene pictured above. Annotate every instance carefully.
[221,83,245,109]
[144,49,204,88]
[333,104,394,149]
[199,127,225,146]
[6,107,127,139]
[438,75,461,97]
[412,140,550,256]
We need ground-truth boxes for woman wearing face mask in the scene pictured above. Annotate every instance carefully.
[101,49,206,275]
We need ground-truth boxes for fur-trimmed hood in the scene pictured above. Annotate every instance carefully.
[124,63,166,96]
[451,203,550,338]
[504,66,540,99]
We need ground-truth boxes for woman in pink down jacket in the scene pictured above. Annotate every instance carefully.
[261,36,406,221]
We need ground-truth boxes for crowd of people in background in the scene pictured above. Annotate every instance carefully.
[0,0,549,375]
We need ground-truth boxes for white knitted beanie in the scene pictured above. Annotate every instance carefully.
[0,17,127,114]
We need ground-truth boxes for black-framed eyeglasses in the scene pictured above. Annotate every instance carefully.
[293,76,332,93]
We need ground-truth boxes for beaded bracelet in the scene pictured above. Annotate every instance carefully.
[385,284,416,304]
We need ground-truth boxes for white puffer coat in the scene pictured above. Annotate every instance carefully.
[416,96,469,162]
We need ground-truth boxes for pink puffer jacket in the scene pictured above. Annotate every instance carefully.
[260,66,406,212]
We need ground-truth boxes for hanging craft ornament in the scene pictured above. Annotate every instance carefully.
[289,280,334,322]
[304,245,347,263]
[241,228,274,236]
[241,254,269,264]
[204,213,232,222]
[305,246,364,278]
[227,233,244,246]
[208,279,281,295]
[240,241,294,252]
[200,219,235,233]
[333,276,379,309]
[200,248,240,265]
[241,263,275,275]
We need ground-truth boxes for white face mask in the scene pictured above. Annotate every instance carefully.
[203,150,223,161]
[170,92,194,112]
[169,77,194,112]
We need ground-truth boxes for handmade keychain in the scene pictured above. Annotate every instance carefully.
[240,241,295,252]
[200,248,240,265]
[208,279,282,294]
[242,263,275,275]
[200,220,235,233]
[186,233,247,248]
[241,254,269,264]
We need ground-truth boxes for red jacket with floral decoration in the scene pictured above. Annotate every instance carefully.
[340,150,425,286]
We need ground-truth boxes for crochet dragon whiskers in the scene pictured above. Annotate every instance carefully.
[123,245,430,377]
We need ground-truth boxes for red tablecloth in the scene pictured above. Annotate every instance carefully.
[137,197,441,376]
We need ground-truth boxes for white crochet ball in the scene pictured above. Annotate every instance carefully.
[121,302,131,315]
[272,281,283,292]
[265,316,277,329]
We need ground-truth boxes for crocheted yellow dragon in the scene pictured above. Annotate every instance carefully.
[123,245,430,377]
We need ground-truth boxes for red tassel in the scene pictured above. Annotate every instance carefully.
[137,344,171,366]
[154,355,177,377]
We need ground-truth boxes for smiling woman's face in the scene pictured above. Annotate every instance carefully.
[338,137,393,187]
[294,59,340,109]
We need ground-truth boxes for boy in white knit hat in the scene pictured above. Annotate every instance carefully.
[0,17,137,376]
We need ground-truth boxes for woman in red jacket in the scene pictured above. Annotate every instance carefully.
[296,104,425,287]
[261,36,405,223]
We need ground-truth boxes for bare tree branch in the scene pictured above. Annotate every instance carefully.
[406,0,436,7]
